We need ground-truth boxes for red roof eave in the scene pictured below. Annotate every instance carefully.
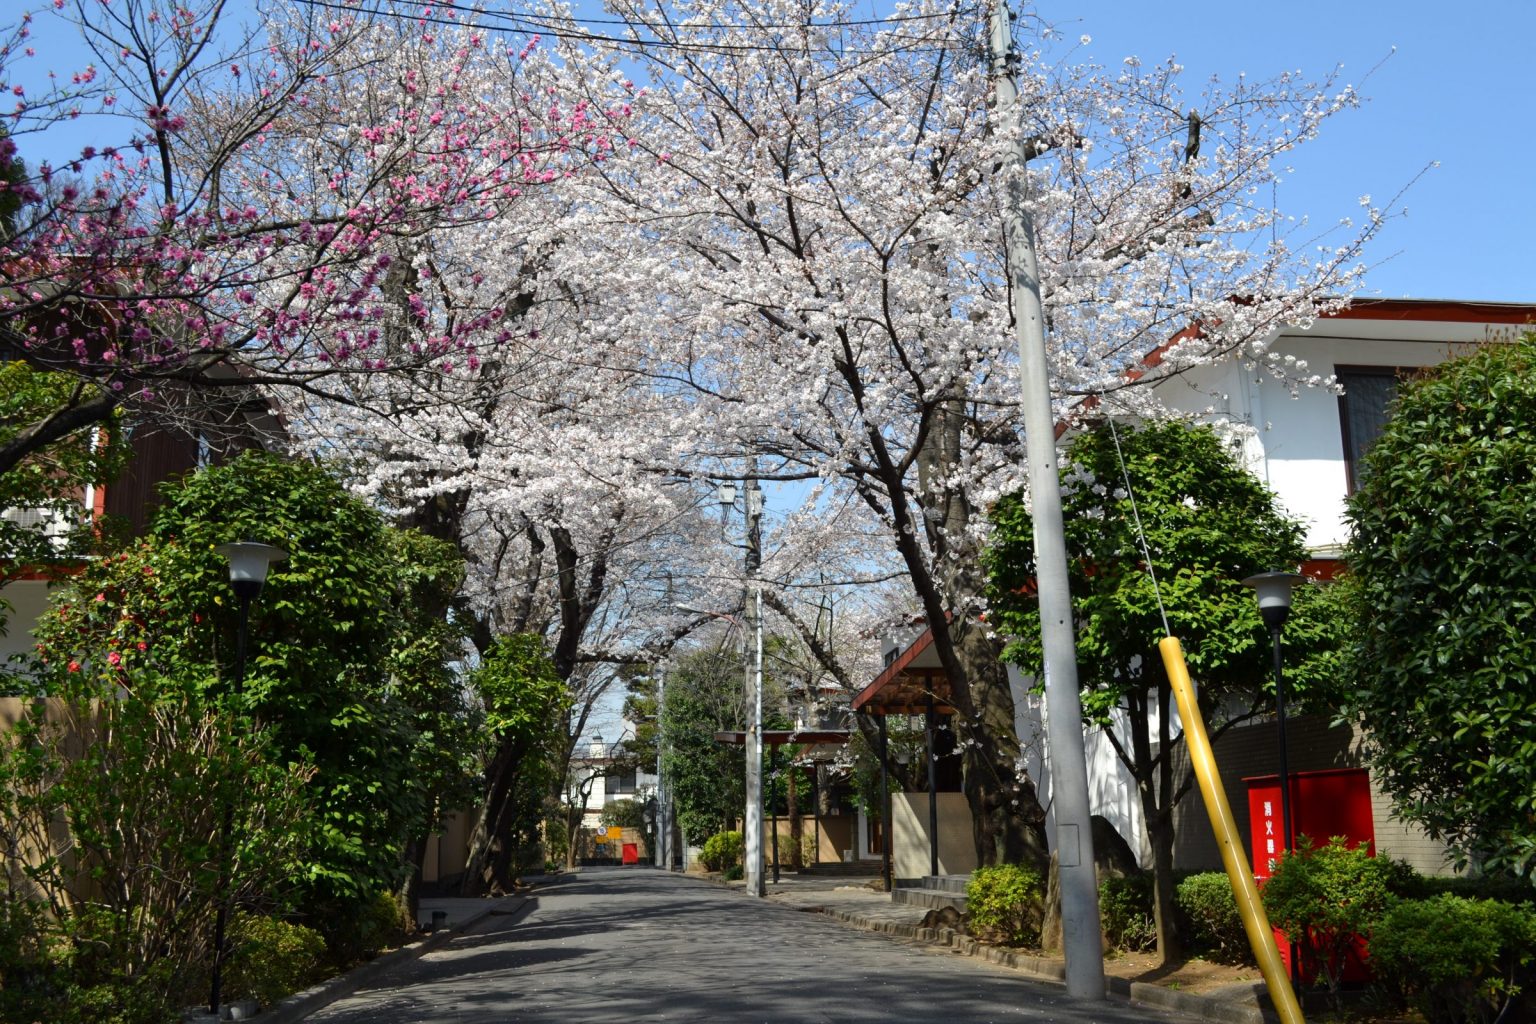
[850,626,937,713]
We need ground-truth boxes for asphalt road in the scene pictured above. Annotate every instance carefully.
[309,868,1195,1023]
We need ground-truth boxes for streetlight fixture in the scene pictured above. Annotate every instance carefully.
[1243,570,1304,851]
[208,540,286,1018]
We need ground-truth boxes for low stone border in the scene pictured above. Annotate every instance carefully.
[807,905,1269,1024]
[251,895,529,1024]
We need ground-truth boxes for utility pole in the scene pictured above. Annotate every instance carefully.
[743,472,766,897]
[987,0,1105,1000]
[654,665,671,870]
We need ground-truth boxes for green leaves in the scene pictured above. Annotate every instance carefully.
[1261,838,1397,1002]
[31,452,472,906]
[1344,334,1536,879]
[987,421,1339,711]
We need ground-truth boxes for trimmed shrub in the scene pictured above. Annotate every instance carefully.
[1173,872,1247,964]
[1262,837,1396,1006]
[224,913,326,1007]
[1099,873,1156,953]
[965,864,1044,948]
[700,830,744,873]
[1176,872,1251,964]
[1370,895,1536,1024]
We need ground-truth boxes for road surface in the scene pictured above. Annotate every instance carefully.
[311,868,1195,1023]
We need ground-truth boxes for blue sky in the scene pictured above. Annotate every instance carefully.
[1057,1,1535,303]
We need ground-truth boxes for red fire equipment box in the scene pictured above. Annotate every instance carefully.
[1245,767,1375,982]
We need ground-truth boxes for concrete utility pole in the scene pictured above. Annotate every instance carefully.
[655,665,671,870]
[743,474,766,897]
[986,0,1105,1001]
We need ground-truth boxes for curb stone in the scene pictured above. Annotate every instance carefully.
[800,904,1268,1024]
[252,895,527,1024]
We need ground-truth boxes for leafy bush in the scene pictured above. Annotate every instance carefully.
[723,864,744,882]
[1393,869,1535,906]
[1370,895,1536,1024]
[700,830,744,872]
[1262,837,1396,1005]
[0,903,181,1024]
[224,913,326,1007]
[965,864,1044,948]
[1099,873,1156,953]
[1176,872,1251,964]
[0,690,310,1024]
[315,890,410,966]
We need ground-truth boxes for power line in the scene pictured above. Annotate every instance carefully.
[344,0,977,31]
[291,0,978,56]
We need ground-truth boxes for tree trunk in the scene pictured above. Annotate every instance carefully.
[915,396,1050,870]
[1150,675,1183,963]
[398,834,426,926]
[459,738,522,895]
[1146,807,1182,965]
[955,620,1050,870]
[1122,676,1184,964]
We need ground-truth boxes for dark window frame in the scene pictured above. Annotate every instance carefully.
[604,769,637,796]
[1336,364,1421,494]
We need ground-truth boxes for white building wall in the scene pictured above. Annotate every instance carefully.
[1153,323,1505,553]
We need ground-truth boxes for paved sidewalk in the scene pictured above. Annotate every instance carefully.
[416,896,507,931]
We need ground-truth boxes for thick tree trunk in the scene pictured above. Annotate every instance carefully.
[959,637,1049,870]
[906,396,1051,870]
[459,739,522,896]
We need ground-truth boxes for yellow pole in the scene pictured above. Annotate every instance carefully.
[1159,636,1305,1024]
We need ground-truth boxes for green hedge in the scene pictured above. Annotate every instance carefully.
[965,864,1043,948]
[224,913,327,1007]
[1175,872,1251,964]
[700,830,744,872]
[1099,874,1156,953]
[1370,895,1536,1024]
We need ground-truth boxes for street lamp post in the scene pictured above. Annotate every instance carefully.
[208,541,287,1018]
[1243,570,1304,980]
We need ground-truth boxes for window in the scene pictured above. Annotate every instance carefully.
[605,769,636,796]
[1337,366,1419,493]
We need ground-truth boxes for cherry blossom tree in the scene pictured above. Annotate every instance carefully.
[520,0,1388,866]
[0,0,614,476]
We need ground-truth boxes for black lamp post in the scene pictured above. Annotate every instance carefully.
[208,541,286,1018]
[1243,570,1304,980]
[1242,570,1304,861]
